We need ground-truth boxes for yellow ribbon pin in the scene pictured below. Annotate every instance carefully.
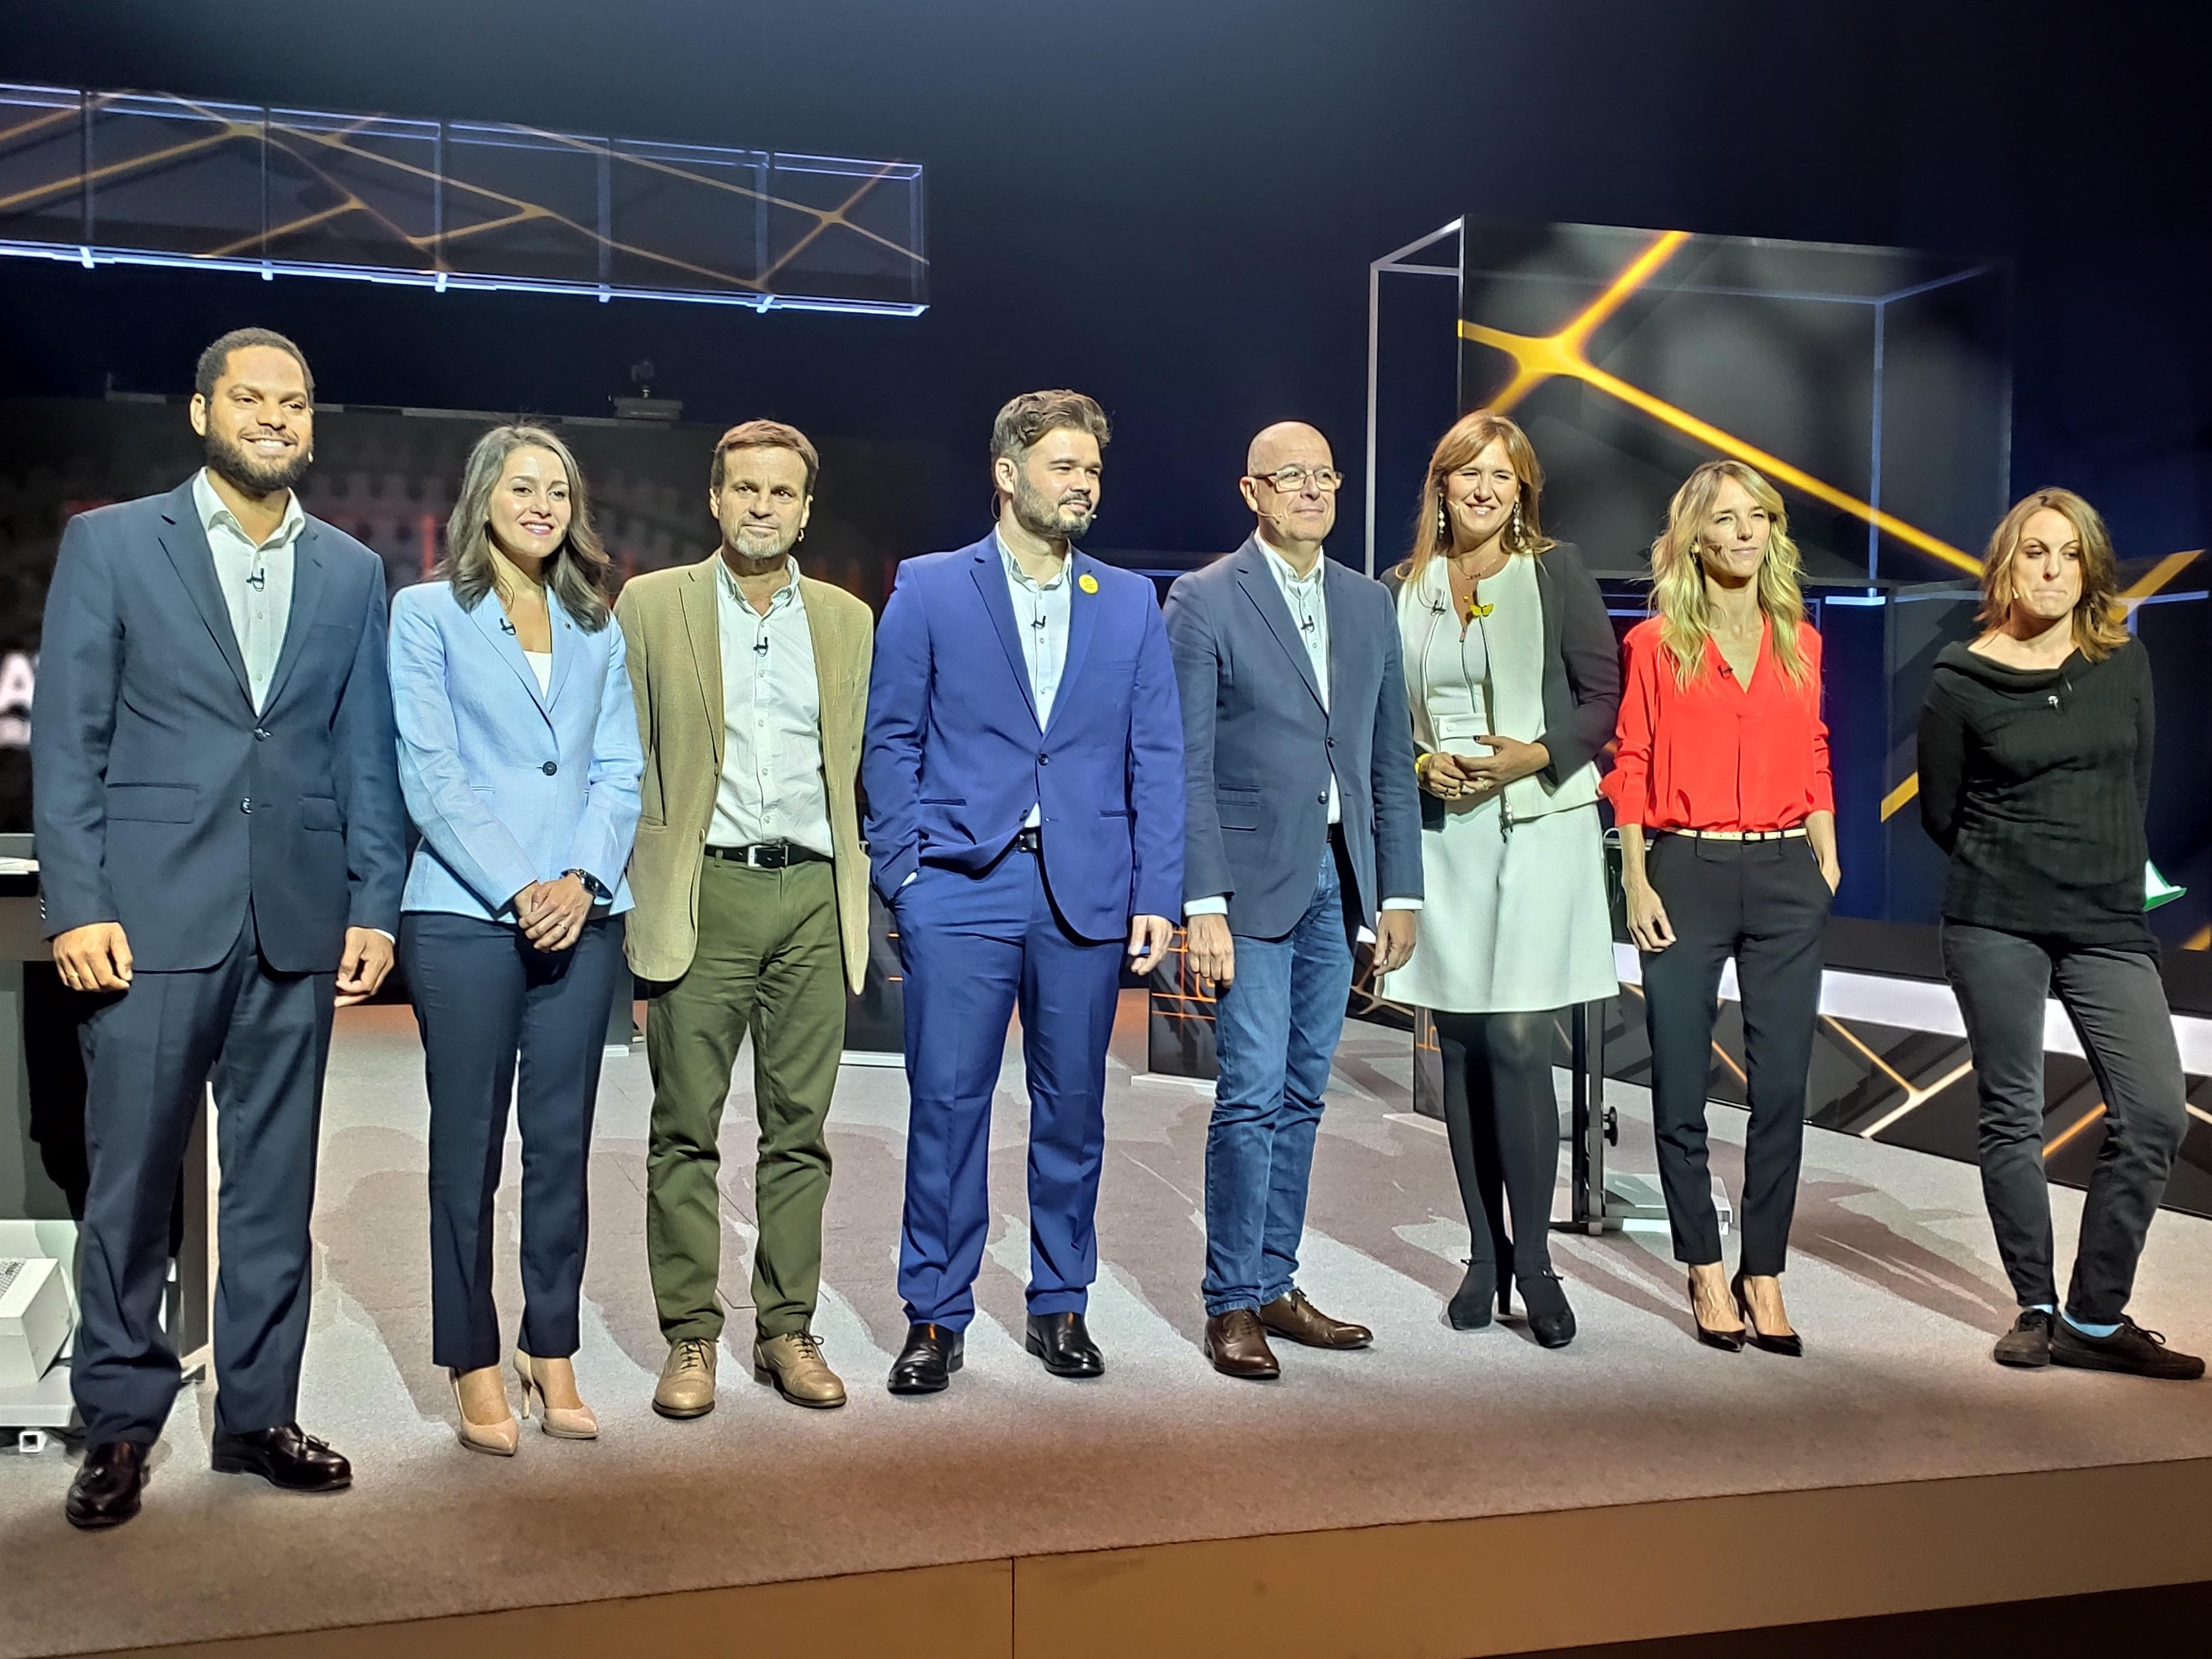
[1078,573,1099,594]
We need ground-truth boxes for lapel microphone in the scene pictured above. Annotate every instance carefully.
[754,636,770,656]
[499,618,517,636]
[245,570,266,591]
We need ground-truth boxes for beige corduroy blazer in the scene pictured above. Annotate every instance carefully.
[613,555,873,991]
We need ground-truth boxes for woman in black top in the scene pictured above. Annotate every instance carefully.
[1918,487,2199,1381]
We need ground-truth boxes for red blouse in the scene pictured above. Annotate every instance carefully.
[1603,616,1834,832]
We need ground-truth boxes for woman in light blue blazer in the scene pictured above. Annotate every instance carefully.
[390,424,643,1456]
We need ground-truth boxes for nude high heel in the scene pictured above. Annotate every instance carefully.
[514,1352,599,1440]
[449,1369,520,1456]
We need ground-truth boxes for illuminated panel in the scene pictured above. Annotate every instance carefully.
[0,83,927,315]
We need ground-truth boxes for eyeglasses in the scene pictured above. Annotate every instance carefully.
[1251,466,1343,494]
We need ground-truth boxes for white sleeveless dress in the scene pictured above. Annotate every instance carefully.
[1377,553,1619,1014]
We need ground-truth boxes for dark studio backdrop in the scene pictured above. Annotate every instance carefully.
[1,0,2208,919]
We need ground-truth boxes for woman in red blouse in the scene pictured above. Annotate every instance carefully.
[1604,460,1837,1355]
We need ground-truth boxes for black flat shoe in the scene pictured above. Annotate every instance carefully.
[1025,1312,1105,1378]
[1687,1273,1744,1352]
[210,1425,352,1493]
[1516,1270,1577,1349]
[1447,1258,1497,1330]
[65,1440,148,1530]
[887,1322,963,1394]
[1731,1271,1804,1357]
[2050,1315,2204,1380]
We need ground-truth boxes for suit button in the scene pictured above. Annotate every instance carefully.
[1038,753,1050,765]
[1315,793,1327,805]
[253,728,269,741]
[240,798,253,814]
[542,761,558,776]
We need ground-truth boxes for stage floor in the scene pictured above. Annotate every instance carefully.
[5,997,2211,1658]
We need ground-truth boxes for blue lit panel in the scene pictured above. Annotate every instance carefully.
[0,84,927,315]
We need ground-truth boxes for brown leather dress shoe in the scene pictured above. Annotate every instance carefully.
[1258,1288,1372,1350]
[1204,1309,1281,1379]
[66,1440,148,1530]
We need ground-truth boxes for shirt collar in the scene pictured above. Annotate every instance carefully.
[717,554,803,615]
[1257,534,1327,591]
[194,468,304,552]
[997,528,1069,592]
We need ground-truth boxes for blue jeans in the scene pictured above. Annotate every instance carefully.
[1201,842,1355,1315]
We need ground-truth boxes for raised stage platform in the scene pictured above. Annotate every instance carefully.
[4,998,2210,1658]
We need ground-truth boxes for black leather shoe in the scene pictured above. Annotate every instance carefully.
[65,1441,148,1530]
[887,1322,964,1394]
[1447,1258,1497,1330]
[1025,1312,1105,1378]
[209,1425,352,1493]
[2050,1315,2205,1380]
[1731,1271,1804,1358]
[1516,1270,1578,1350]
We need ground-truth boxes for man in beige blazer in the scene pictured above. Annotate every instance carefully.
[615,420,872,1414]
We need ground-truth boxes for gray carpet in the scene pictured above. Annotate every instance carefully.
[4,998,2210,1657]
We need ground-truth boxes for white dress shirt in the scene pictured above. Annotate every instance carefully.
[710,557,834,857]
[1000,530,1071,829]
[194,468,304,714]
[1187,537,1418,923]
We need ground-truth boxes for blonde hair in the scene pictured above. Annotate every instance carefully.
[1649,459,1810,689]
[1977,487,2130,662]
[1396,409,1555,588]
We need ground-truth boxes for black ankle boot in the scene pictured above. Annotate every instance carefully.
[1516,1270,1576,1349]
[1448,1258,1498,1330]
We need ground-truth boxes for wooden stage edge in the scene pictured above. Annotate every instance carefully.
[83,1456,2212,1659]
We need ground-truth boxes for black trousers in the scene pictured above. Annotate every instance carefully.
[402,912,626,1372]
[1639,835,1829,1275]
[75,907,335,1446]
[1432,1009,1559,1279]
[1942,924,2187,1324]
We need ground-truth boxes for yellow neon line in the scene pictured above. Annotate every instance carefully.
[203,198,362,259]
[757,164,896,287]
[1857,1059,1975,1139]
[2042,1103,2106,1160]
[2121,549,2204,600]
[1557,228,1692,350]
[1880,775,1921,823]
[2186,925,2210,951]
[1820,1014,1914,1094]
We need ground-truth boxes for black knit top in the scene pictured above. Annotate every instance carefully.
[1916,637,2155,951]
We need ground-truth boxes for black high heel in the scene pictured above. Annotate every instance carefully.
[1731,1271,1804,1357]
[1448,1258,1498,1330]
[1688,1273,1744,1352]
[1515,1271,1576,1349]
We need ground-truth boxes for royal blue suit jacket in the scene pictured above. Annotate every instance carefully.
[389,580,643,922]
[1164,538,1422,940]
[32,479,407,973]
[863,533,1185,942]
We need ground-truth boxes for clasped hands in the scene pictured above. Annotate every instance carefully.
[511,873,592,954]
[1420,735,1549,802]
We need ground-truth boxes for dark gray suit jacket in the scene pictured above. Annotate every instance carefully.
[1383,542,1623,831]
[33,479,407,973]
[1164,536,1422,940]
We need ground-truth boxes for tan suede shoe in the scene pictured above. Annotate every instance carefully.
[752,1331,847,1409]
[652,1337,718,1419]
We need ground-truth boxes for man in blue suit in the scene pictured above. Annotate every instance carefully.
[34,330,405,1528]
[1164,421,1422,1380]
[864,389,1184,1393]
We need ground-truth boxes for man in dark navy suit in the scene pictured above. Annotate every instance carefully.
[863,389,1184,1394]
[34,329,405,1529]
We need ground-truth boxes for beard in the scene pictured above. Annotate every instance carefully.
[204,425,312,496]
[1010,472,1095,542]
[723,517,800,567]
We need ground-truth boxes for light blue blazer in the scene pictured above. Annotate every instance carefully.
[390,579,643,921]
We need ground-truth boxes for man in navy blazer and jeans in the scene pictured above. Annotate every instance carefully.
[864,389,1184,1394]
[34,330,405,1529]
[1165,422,1423,1380]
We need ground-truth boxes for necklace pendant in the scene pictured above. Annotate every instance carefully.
[1465,599,1495,621]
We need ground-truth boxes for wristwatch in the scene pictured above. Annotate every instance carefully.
[563,868,610,901]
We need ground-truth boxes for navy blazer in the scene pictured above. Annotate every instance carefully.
[862,533,1185,941]
[389,580,643,922]
[32,478,407,973]
[1164,537,1422,939]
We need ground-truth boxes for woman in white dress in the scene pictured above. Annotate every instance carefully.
[1379,411,1621,1348]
